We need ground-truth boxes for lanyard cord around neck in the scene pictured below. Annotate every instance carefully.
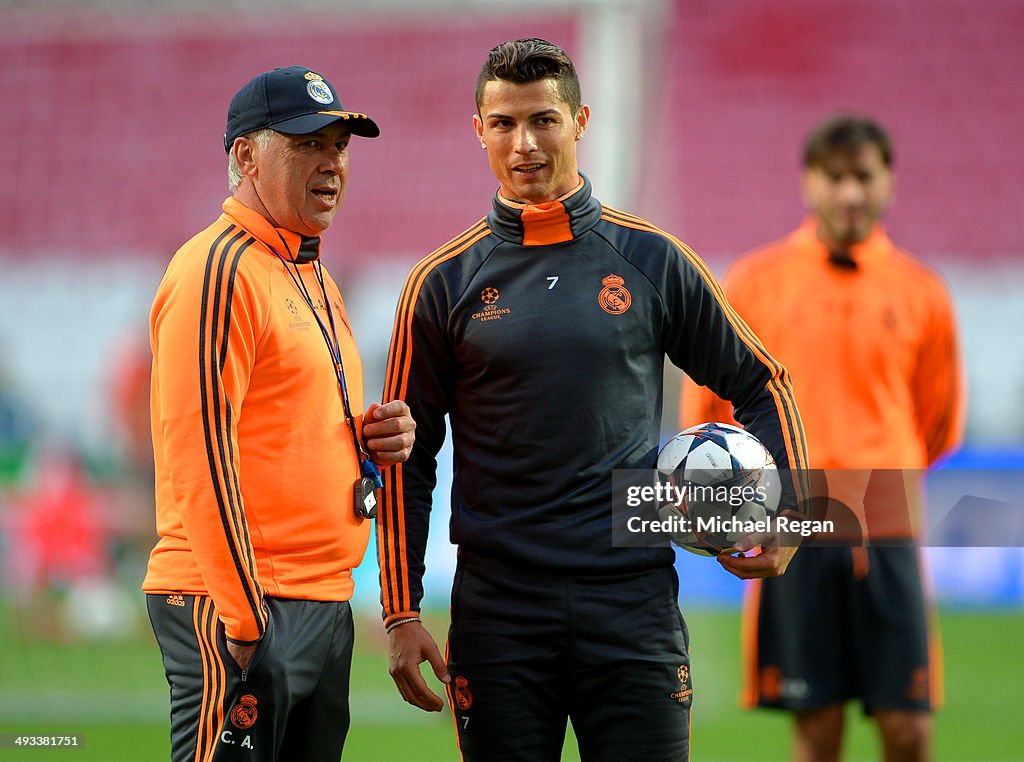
[268,243,382,488]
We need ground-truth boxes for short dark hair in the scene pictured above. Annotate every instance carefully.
[475,38,581,113]
[802,115,894,169]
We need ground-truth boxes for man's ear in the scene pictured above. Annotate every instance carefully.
[233,137,259,178]
[473,113,485,148]
[574,104,591,140]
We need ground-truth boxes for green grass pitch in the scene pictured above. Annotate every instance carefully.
[0,604,1021,760]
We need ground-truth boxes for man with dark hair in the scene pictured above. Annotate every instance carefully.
[378,38,808,760]
[144,65,415,762]
[473,36,581,112]
[802,116,893,171]
[684,114,964,761]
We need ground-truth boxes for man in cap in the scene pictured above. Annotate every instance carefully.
[144,66,415,761]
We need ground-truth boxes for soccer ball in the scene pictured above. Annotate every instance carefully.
[656,422,781,555]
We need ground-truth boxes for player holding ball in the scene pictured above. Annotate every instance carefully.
[377,38,808,761]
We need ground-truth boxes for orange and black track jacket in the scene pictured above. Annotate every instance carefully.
[379,176,808,627]
[143,197,369,644]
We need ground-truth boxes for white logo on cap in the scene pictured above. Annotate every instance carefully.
[307,80,334,105]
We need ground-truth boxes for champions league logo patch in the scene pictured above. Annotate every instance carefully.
[306,79,335,105]
[671,664,693,704]
[471,286,511,322]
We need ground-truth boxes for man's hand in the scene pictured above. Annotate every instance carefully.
[363,401,415,465]
[226,641,258,671]
[388,620,450,712]
[717,543,797,578]
[716,508,803,579]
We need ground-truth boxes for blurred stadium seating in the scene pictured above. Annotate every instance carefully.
[1,4,1022,759]
[0,0,1021,619]
[638,0,1024,263]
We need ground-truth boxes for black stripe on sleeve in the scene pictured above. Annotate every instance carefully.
[199,228,265,638]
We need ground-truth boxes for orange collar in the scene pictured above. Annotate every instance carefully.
[222,197,321,262]
[490,176,600,247]
[797,216,890,267]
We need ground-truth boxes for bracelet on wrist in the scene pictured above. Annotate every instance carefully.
[385,616,422,633]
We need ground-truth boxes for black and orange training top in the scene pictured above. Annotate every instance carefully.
[682,218,965,535]
[143,197,370,644]
[378,176,808,627]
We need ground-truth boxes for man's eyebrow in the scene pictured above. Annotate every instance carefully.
[484,108,562,120]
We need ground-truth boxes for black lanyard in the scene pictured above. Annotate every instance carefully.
[268,243,383,492]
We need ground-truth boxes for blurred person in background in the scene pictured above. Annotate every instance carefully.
[2,445,114,640]
[378,38,808,761]
[0,356,35,487]
[143,65,414,762]
[109,328,155,484]
[105,329,159,596]
[1,356,135,642]
[683,114,964,762]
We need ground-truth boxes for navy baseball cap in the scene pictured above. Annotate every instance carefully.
[224,66,380,152]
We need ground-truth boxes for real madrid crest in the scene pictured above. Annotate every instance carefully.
[598,273,631,315]
[230,694,259,730]
[306,77,335,105]
[454,676,473,710]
